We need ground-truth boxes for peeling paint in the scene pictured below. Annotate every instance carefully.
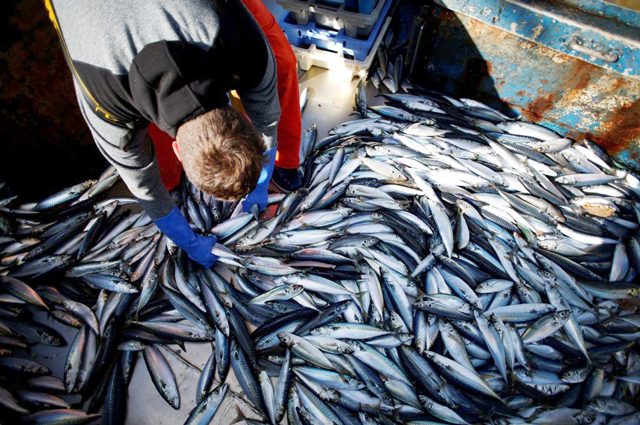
[528,93,557,120]
[436,0,640,76]
[417,6,640,169]
[532,23,544,39]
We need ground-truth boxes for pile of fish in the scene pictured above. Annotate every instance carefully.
[1,85,640,425]
[368,27,405,95]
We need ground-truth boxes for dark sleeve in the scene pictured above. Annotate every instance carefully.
[232,0,281,144]
[237,41,280,145]
[75,84,176,219]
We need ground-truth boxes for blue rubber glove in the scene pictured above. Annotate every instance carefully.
[153,207,218,267]
[243,146,277,213]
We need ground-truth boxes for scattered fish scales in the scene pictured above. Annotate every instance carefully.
[0,82,639,424]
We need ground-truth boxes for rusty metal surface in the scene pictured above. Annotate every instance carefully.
[565,0,640,23]
[415,5,640,170]
[434,0,640,77]
[600,0,640,12]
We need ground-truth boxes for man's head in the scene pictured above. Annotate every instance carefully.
[174,107,265,200]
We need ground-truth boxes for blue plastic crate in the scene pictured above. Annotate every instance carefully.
[290,0,377,14]
[291,17,391,74]
[316,0,345,7]
[344,0,376,14]
[280,0,392,61]
[278,0,391,37]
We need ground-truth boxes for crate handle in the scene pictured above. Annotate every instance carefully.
[568,35,618,63]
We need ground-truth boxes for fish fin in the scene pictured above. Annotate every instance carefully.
[352,291,369,301]
[229,405,247,424]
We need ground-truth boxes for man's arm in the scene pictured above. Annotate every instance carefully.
[237,39,280,148]
[75,87,175,220]
[75,88,218,267]
[236,38,280,213]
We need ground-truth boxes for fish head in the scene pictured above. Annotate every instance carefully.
[280,274,299,285]
[487,312,500,324]
[45,333,64,346]
[119,340,146,351]
[337,208,353,218]
[214,316,229,335]
[561,369,582,383]
[363,236,379,247]
[456,199,472,213]
[588,398,606,411]
[309,327,326,336]
[397,333,412,344]
[212,383,228,398]
[277,333,293,346]
[613,351,628,366]
[218,293,234,308]
[236,236,251,248]
[334,299,353,313]
[473,310,484,321]
[287,285,304,296]
[318,388,340,402]
[347,340,362,352]
[336,343,354,354]
[266,355,284,364]
[296,406,312,421]
[388,312,404,330]
[96,200,119,215]
[556,310,571,321]
[418,395,433,409]
[256,336,277,350]
[537,239,557,251]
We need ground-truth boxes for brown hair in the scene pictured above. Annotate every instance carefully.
[176,107,266,200]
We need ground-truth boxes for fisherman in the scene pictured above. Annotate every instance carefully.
[45,0,303,267]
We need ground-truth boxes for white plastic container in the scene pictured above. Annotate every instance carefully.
[293,17,390,77]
